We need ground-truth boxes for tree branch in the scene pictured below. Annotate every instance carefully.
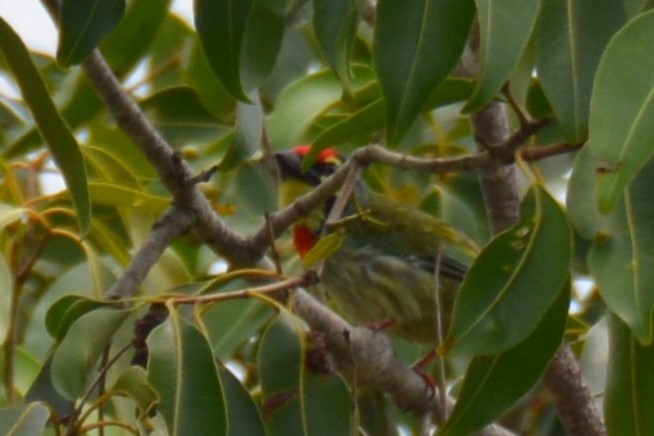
[39,3,593,431]
[471,91,605,436]
[292,288,515,436]
[106,207,196,299]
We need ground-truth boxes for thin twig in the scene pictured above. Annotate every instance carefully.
[170,273,317,305]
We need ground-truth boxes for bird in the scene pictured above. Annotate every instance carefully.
[275,145,477,343]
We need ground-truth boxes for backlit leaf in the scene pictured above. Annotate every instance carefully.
[0,18,91,234]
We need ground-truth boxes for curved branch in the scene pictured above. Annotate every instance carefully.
[106,206,196,299]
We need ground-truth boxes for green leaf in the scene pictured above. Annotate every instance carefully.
[312,98,384,150]
[88,182,170,214]
[462,0,540,113]
[305,76,476,156]
[440,280,569,435]
[57,0,126,67]
[217,366,266,436]
[303,231,345,267]
[147,313,227,435]
[445,185,571,356]
[100,0,172,76]
[241,0,286,91]
[204,298,275,360]
[0,403,50,436]
[258,314,352,435]
[218,90,264,172]
[567,146,611,240]
[184,39,235,119]
[140,86,227,147]
[313,0,362,94]
[45,295,111,341]
[112,366,159,417]
[195,0,254,101]
[374,0,475,143]
[258,315,303,434]
[302,362,353,435]
[25,356,75,419]
[587,155,654,344]
[605,314,654,435]
[536,0,625,143]
[51,308,131,399]
[0,18,91,235]
[589,9,654,213]
[267,65,376,150]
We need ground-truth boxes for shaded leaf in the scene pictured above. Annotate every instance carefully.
[567,146,610,240]
[258,315,303,434]
[313,0,362,93]
[463,0,540,113]
[302,361,353,435]
[112,366,159,417]
[140,86,227,147]
[445,186,571,356]
[147,312,227,435]
[100,0,172,75]
[195,0,254,100]
[312,98,384,150]
[605,314,654,435]
[0,18,91,234]
[241,0,286,91]
[204,298,275,360]
[537,0,625,143]
[0,403,50,436]
[441,280,569,435]
[218,366,266,436]
[267,65,376,150]
[589,9,654,212]
[45,295,111,341]
[258,314,352,435]
[25,356,75,421]
[591,167,654,343]
[374,0,475,143]
[51,308,131,399]
[218,90,264,172]
[57,0,126,67]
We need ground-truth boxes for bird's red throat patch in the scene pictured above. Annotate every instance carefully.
[293,225,318,258]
